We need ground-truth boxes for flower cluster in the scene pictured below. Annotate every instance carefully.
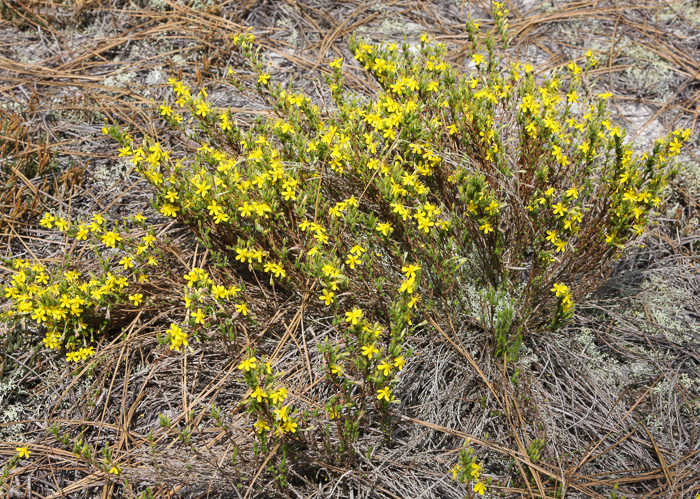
[550,281,574,328]
[450,439,488,496]
[238,353,300,447]
[2,212,166,361]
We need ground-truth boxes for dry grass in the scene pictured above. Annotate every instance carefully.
[0,0,698,497]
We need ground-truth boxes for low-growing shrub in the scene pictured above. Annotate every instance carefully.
[112,14,685,360]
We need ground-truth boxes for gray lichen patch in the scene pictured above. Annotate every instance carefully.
[617,42,677,101]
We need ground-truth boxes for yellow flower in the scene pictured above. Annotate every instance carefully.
[214,211,229,224]
[207,200,222,216]
[16,447,30,458]
[108,465,121,475]
[119,256,133,270]
[345,254,360,269]
[195,101,210,117]
[350,245,366,255]
[56,218,69,231]
[377,386,392,401]
[160,203,179,217]
[212,285,228,300]
[466,464,479,481]
[272,386,287,402]
[377,361,392,376]
[254,419,270,433]
[76,224,89,240]
[330,364,343,375]
[401,263,421,279]
[251,386,267,403]
[473,481,486,495]
[64,270,79,281]
[376,222,393,236]
[550,282,569,297]
[329,57,343,69]
[257,73,270,84]
[281,187,296,201]
[193,179,211,197]
[399,277,416,294]
[319,289,335,305]
[167,323,188,351]
[361,343,378,359]
[345,307,363,325]
[472,53,485,66]
[129,293,143,306]
[235,302,249,316]
[238,356,258,372]
[39,212,55,228]
[283,420,298,433]
[393,356,406,370]
[192,308,206,324]
[554,239,567,253]
[101,231,121,248]
[552,202,567,217]
[479,221,493,234]
[274,405,290,421]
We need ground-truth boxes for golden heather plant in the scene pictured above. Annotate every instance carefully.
[110,14,686,366]
[1,210,191,363]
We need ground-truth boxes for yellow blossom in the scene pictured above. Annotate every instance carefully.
[238,356,258,372]
[377,361,392,376]
[192,308,206,324]
[550,283,569,297]
[345,307,363,325]
[361,343,379,359]
[39,212,55,228]
[377,386,392,401]
[101,231,122,248]
[251,386,267,403]
[319,289,335,305]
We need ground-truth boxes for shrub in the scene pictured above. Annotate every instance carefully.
[110,17,686,363]
[1,212,182,362]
